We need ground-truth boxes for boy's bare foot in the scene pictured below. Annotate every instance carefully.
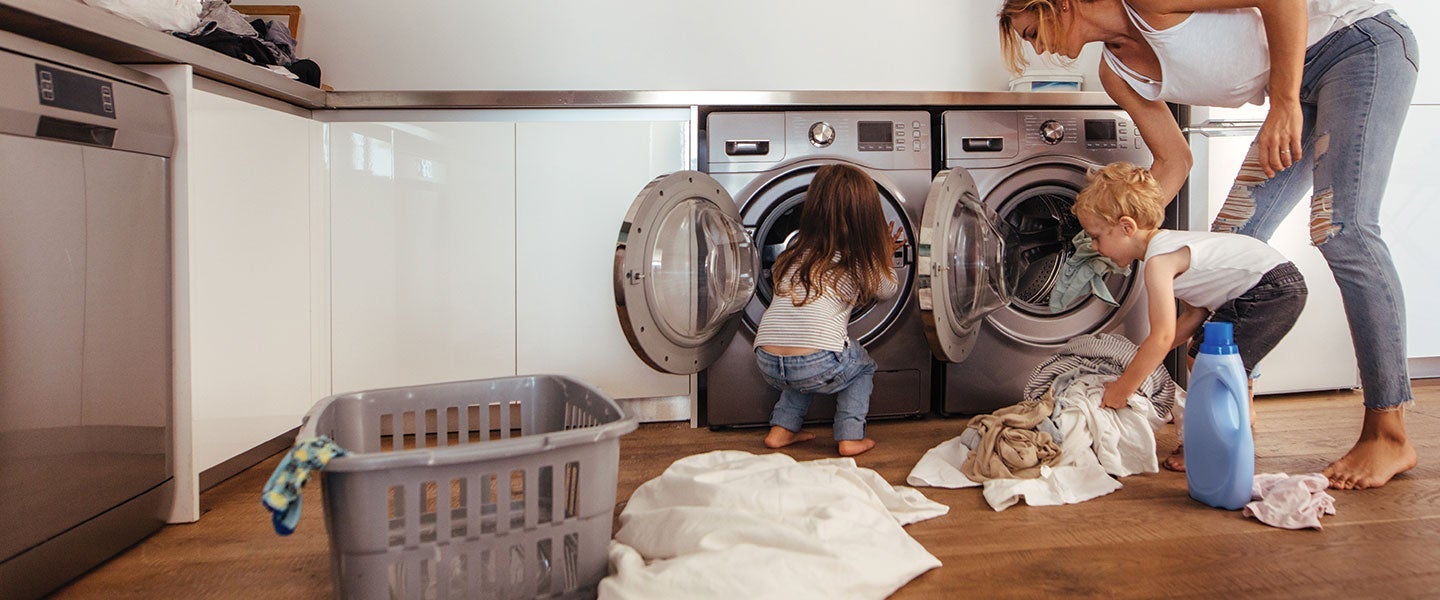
[1163,444,1186,471]
[838,438,876,457]
[1324,407,1418,490]
[764,425,815,449]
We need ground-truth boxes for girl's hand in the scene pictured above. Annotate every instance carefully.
[889,222,906,253]
[1258,98,1303,178]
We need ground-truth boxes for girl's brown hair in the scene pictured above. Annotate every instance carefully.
[997,0,1074,76]
[771,163,897,306]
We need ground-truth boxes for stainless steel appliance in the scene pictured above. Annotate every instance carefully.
[931,108,1163,415]
[613,111,934,428]
[0,30,174,600]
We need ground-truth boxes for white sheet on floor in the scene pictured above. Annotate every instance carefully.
[907,374,1168,510]
[600,450,947,600]
[1244,472,1337,530]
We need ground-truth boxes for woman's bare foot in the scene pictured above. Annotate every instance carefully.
[838,438,876,457]
[1324,407,1418,490]
[1163,444,1186,472]
[764,425,815,449]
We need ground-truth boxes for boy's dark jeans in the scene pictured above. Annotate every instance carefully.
[1189,261,1308,374]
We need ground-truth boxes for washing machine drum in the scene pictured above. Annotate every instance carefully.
[986,165,1136,344]
[740,168,915,345]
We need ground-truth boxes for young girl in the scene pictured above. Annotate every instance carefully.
[754,163,903,457]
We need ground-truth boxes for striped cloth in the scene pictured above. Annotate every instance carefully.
[754,264,897,352]
[1023,333,1180,420]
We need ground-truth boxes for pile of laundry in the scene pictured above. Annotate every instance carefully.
[602,451,947,599]
[908,333,1179,510]
[83,0,321,86]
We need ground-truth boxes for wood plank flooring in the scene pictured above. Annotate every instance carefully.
[51,379,1440,599]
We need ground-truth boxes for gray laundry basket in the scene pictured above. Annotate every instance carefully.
[297,375,638,600]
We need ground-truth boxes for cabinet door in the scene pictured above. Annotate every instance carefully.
[1381,104,1440,360]
[515,119,691,399]
[329,121,517,393]
[187,88,315,471]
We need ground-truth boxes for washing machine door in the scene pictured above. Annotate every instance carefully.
[918,167,1013,363]
[614,170,759,374]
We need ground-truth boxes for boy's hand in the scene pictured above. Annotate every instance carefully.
[1100,381,1131,410]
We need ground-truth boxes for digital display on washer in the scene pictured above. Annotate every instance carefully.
[857,121,894,152]
[1084,119,1117,148]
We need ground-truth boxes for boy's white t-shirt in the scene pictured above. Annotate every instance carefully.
[1144,229,1287,311]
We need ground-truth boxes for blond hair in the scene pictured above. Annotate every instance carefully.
[1072,162,1165,229]
[997,0,1079,75]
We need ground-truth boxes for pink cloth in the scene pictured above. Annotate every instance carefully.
[1243,473,1336,530]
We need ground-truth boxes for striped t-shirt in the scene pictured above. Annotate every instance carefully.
[753,262,898,352]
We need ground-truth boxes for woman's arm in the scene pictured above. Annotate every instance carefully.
[1130,0,1308,177]
[1100,63,1192,205]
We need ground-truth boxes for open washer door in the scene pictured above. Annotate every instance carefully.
[614,171,759,374]
[918,167,1013,363]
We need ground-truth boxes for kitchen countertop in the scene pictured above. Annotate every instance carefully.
[0,0,1117,111]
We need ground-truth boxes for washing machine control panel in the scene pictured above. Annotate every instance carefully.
[708,112,931,171]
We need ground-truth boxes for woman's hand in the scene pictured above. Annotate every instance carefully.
[889,222,906,253]
[1258,98,1304,178]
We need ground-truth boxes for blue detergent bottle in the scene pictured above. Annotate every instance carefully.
[1184,321,1254,510]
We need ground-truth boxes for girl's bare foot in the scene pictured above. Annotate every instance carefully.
[1324,407,1418,490]
[838,438,876,457]
[764,425,815,449]
[1163,444,1186,471]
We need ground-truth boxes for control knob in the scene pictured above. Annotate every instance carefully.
[1039,119,1065,145]
[808,122,836,148]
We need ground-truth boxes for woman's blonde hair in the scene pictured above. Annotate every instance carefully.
[771,163,897,306]
[997,0,1077,75]
[1072,162,1165,229]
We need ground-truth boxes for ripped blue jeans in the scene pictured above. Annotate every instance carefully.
[1210,11,1417,410]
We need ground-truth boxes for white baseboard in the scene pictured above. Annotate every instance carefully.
[1410,357,1440,379]
[619,395,692,424]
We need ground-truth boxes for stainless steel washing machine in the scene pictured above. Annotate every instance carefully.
[929,108,1160,415]
[612,111,934,428]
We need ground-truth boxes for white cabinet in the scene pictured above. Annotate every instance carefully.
[136,65,325,522]
[328,120,517,393]
[1381,104,1440,364]
[324,110,694,415]
[515,118,691,401]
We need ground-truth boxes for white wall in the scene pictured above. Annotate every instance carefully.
[1388,0,1438,104]
[284,0,1100,92]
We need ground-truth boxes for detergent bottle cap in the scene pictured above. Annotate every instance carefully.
[1199,321,1239,355]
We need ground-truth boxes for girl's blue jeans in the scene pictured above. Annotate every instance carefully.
[1211,11,1418,410]
[755,342,875,441]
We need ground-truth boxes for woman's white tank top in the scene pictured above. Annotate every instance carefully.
[1102,0,1392,107]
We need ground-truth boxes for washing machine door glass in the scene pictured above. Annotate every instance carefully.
[918,167,1012,363]
[614,171,758,374]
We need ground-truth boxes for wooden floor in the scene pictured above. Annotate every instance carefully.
[52,379,1440,599]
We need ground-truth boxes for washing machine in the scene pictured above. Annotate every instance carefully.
[927,108,1163,416]
[612,111,934,428]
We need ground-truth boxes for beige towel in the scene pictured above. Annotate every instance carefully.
[959,394,1061,482]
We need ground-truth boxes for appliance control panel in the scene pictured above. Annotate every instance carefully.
[707,111,932,171]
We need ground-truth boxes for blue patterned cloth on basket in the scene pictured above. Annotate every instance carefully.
[261,436,348,535]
